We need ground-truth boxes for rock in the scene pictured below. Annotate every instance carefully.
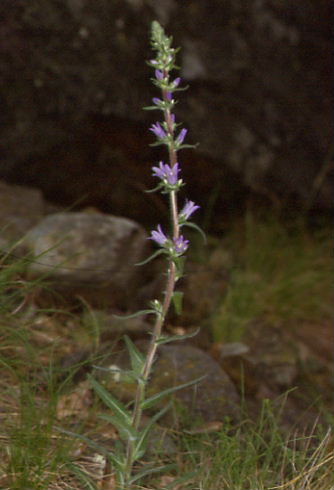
[150,344,240,424]
[215,324,300,397]
[97,342,240,426]
[24,211,148,307]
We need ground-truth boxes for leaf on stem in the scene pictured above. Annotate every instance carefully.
[141,374,207,410]
[133,402,172,461]
[155,327,200,346]
[88,374,132,425]
[124,335,145,375]
[180,221,207,242]
[135,248,166,266]
[112,308,157,320]
[98,413,138,443]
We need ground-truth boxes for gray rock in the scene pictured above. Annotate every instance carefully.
[98,342,240,424]
[24,212,148,306]
[151,344,240,423]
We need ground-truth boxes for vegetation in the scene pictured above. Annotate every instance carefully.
[211,211,332,342]
[0,212,332,489]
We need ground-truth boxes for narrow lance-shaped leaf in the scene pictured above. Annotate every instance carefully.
[112,308,158,320]
[180,220,207,243]
[135,248,166,266]
[124,335,145,376]
[88,374,132,425]
[133,402,172,461]
[141,374,207,410]
[98,413,138,443]
[155,327,200,346]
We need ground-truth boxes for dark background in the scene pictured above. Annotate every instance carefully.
[0,0,332,231]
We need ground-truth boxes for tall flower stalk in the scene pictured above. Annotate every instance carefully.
[67,21,202,490]
[123,20,200,483]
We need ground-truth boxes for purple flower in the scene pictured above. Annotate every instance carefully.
[170,113,175,124]
[173,235,189,254]
[149,122,166,140]
[149,225,168,246]
[179,200,200,220]
[152,97,161,105]
[150,59,158,65]
[176,128,187,145]
[155,69,164,80]
[152,161,180,185]
[166,91,172,101]
[173,77,181,87]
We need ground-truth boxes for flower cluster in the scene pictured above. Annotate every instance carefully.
[146,22,199,260]
[149,224,189,257]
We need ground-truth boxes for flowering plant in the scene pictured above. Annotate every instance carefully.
[66,21,203,490]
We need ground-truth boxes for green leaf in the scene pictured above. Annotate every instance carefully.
[98,413,138,443]
[93,365,145,386]
[155,327,200,346]
[180,221,207,242]
[141,374,207,410]
[174,255,185,280]
[135,248,166,266]
[172,290,183,315]
[145,183,164,193]
[112,308,157,320]
[133,402,172,461]
[88,374,131,425]
[124,335,145,375]
[143,105,161,111]
[177,142,199,150]
[129,463,177,484]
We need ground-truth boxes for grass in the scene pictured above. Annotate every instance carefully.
[0,213,332,489]
[210,211,332,342]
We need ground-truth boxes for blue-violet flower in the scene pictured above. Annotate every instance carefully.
[152,161,180,185]
[155,69,164,80]
[149,122,166,140]
[179,200,200,220]
[176,128,187,145]
[173,235,189,254]
[149,225,168,246]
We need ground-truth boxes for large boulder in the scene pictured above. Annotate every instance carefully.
[24,212,148,307]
